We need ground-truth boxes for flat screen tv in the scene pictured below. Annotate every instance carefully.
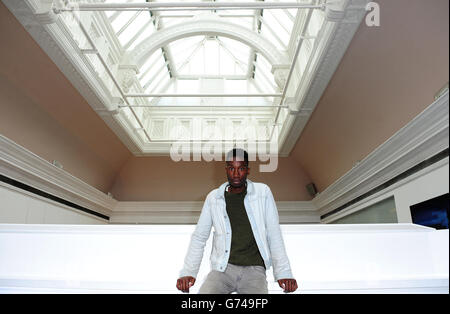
[410,193,449,229]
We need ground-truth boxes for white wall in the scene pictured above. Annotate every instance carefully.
[0,182,107,224]
[395,160,449,223]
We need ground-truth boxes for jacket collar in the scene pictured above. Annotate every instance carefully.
[216,178,255,199]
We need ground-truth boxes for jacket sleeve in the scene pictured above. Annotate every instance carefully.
[179,194,213,279]
[264,186,294,281]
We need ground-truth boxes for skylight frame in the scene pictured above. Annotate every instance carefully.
[102,1,301,86]
[56,0,329,145]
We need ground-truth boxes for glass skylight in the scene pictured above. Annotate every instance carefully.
[100,0,303,96]
[59,0,327,144]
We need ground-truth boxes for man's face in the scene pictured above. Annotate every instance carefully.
[225,158,250,188]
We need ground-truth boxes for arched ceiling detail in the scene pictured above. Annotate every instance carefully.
[131,15,290,69]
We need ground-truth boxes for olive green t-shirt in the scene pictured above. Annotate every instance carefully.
[225,185,265,268]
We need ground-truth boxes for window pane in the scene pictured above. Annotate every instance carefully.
[330,197,398,224]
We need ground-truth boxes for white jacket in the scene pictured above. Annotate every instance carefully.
[179,179,294,281]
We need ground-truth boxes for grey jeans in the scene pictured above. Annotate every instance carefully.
[198,263,268,294]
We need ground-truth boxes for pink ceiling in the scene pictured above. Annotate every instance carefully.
[291,0,449,192]
[0,2,132,192]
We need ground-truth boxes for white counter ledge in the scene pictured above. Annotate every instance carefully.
[0,223,448,293]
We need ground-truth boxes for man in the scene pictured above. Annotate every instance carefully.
[176,148,298,294]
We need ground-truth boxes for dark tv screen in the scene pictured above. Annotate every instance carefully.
[410,193,449,229]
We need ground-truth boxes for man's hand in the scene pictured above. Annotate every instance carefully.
[177,276,196,293]
[277,278,298,293]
